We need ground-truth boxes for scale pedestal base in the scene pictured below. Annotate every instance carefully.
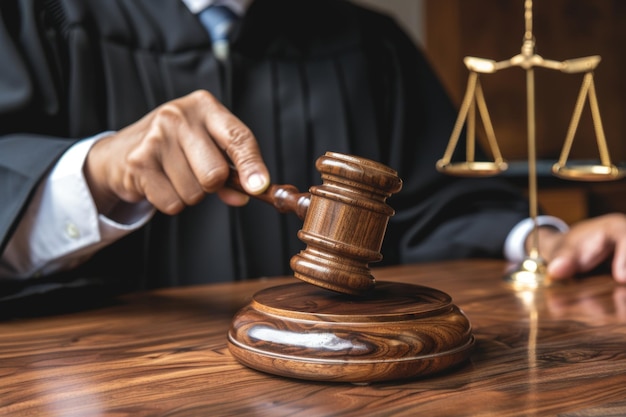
[228,281,474,383]
[505,256,553,289]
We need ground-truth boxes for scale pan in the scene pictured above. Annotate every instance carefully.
[436,161,508,177]
[552,163,626,181]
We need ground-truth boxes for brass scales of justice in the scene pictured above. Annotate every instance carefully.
[436,0,624,288]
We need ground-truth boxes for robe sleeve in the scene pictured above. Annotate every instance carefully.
[0,2,78,253]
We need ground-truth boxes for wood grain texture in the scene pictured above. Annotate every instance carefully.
[228,281,473,382]
[228,152,403,296]
[290,152,403,295]
[1,260,626,416]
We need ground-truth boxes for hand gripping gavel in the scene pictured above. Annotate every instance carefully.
[229,152,403,295]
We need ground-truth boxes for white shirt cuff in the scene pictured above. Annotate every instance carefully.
[0,133,155,279]
[504,215,570,263]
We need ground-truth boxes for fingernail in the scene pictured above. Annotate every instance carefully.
[247,173,268,193]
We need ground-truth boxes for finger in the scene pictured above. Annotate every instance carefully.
[611,236,626,283]
[218,187,250,207]
[160,124,211,205]
[576,232,613,274]
[195,92,270,194]
[547,252,579,280]
[180,125,232,193]
[140,169,185,215]
[549,232,612,279]
[612,252,626,283]
[601,217,626,282]
[148,93,232,195]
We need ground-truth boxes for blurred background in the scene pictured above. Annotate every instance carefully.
[354,0,626,224]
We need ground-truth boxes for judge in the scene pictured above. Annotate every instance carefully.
[1,0,625,309]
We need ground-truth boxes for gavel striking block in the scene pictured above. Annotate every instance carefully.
[227,152,474,383]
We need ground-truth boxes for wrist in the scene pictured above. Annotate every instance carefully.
[83,135,118,216]
[504,215,569,263]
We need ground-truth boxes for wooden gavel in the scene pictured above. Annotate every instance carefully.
[229,152,403,295]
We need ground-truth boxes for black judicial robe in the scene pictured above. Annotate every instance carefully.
[0,0,529,299]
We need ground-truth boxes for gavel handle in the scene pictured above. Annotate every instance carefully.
[227,167,310,221]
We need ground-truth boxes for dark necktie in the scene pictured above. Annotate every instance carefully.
[198,4,239,61]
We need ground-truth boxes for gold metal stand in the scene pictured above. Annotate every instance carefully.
[437,0,623,288]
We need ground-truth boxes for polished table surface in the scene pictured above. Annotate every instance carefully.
[1,260,626,416]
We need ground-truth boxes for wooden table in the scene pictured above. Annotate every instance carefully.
[1,260,625,416]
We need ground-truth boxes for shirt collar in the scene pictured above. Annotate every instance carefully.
[181,0,252,16]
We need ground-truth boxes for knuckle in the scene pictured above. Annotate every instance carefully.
[122,129,167,200]
[153,103,186,127]
[224,126,257,161]
[199,164,230,192]
[187,89,219,109]
[126,130,162,168]
[227,125,254,147]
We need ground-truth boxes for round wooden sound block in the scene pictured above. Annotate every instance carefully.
[228,281,474,383]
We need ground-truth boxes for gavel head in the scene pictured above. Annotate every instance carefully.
[290,152,403,295]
